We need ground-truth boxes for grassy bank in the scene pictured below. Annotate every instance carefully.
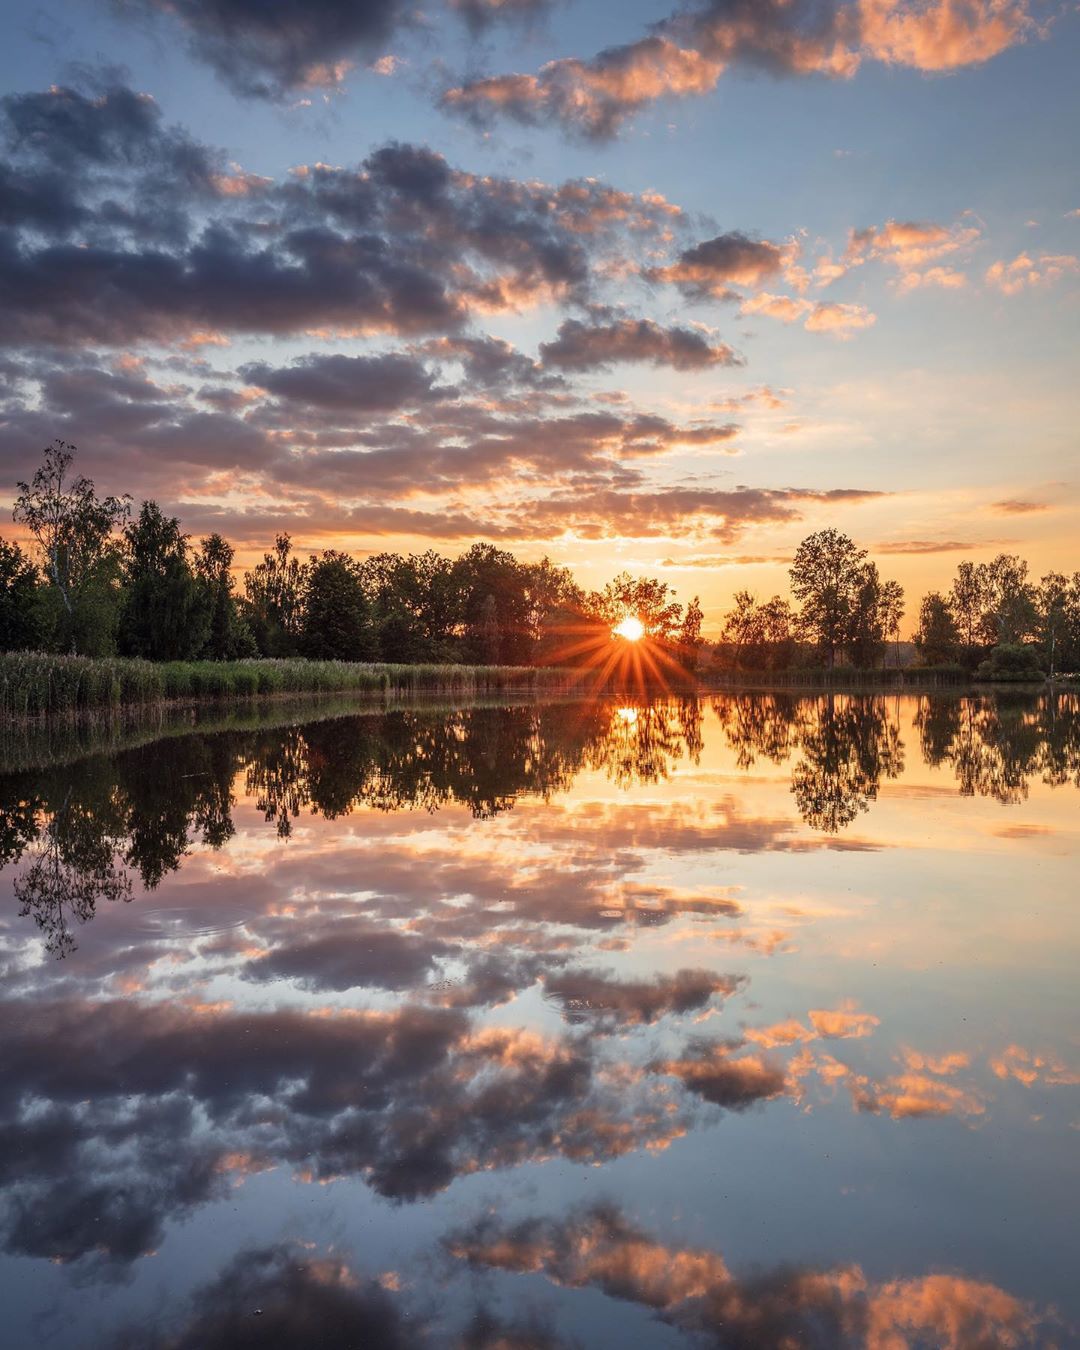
[0,652,583,721]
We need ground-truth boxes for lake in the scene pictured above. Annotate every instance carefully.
[0,691,1077,1348]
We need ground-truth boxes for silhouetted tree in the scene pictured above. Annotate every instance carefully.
[0,537,44,651]
[300,552,375,661]
[914,592,960,666]
[118,501,207,661]
[243,533,309,657]
[196,533,254,660]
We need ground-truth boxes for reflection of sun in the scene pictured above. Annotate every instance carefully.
[616,706,639,725]
[613,615,645,642]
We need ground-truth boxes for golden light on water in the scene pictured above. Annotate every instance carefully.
[612,615,645,642]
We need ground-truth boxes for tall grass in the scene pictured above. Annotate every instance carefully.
[0,652,585,721]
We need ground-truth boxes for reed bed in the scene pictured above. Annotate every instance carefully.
[0,652,583,721]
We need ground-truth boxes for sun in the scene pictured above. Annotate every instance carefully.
[612,614,645,642]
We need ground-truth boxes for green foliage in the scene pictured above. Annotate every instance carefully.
[118,501,208,661]
[914,592,960,666]
[976,643,1044,682]
[195,533,255,660]
[300,552,376,662]
[0,653,579,720]
[13,440,130,655]
[0,537,45,651]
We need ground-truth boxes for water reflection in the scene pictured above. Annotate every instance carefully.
[0,692,1076,1346]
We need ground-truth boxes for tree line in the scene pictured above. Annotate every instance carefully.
[717,527,1079,679]
[0,442,704,671]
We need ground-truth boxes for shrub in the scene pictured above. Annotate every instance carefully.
[976,644,1044,682]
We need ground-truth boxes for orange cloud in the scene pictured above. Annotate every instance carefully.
[985,252,1079,294]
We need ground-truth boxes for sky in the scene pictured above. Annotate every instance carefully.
[0,0,1077,633]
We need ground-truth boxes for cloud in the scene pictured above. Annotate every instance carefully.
[985,252,1079,295]
[451,0,556,34]
[992,498,1048,514]
[741,293,876,337]
[543,967,743,1025]
[113,0,414,99]
[240,352,450,411]
[442,0,1044,139]
[539,316,741,370]
[650,1038,788,1108]
[0,81,682,349]
[448,1204,1053,1346]
[875,538,982,554]
[650,231,789,298]
[894,265,967,292]
[117,1243,421,1348]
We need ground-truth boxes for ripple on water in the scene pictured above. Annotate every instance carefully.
[124,905,258,941]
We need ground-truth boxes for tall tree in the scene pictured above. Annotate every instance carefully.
[452,544,532,665]
[980,553,1037,646]
[0,537,44,652]
[300,552,375,662]
[677,596,704,672]
[118,502,207,661]
[13,441,129,655]
[880,579,905,669]
[243,534,309,657]
[196,533,254,660]
[789,529,867,669]
[593,572,683,641]
[914,592,960,666]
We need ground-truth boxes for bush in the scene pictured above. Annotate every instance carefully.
[976,643,1044,682]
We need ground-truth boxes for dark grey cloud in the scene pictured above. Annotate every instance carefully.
[114,0,411,99]
[650,230,789,299]
[0,995,692,1263]
[1,83,678,350]
[544,966,742,1025]
[651,1036,787,1108]
[241,352,451,411]
[114,1243,420,1349]
[539,316,741,370]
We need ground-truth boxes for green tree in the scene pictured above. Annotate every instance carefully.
[118,501,207,661]
[0,537,44,651]
[196,533,254,660]
[677,595,704,671]
[593,572,683,641]
[300,552,375,661]
[452,544,532,665]
[13,441,129,655]
[789,529,867,669]
[981,554,1037,646]
[243,534,309,656]
[914,592,960,666]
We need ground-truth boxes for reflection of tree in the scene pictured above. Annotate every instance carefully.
[3,741,236,956]
[14,788,132,958]
[715,692,904,832]
[915,691,1080,803]
[712,693,800,769]
[790,696,904,832]
[586,698,703,788]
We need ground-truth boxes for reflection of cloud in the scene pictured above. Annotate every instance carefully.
[990,1045,1080,1088]
[0,996,695,1266]
[544,967,742,1025]
[808,1001,880,1040]
[651,1039,788,1108]
[449,1203,1053,1347]
[119,1243,421,1348]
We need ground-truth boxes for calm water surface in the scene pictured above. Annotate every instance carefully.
[0,692,1077,1348]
